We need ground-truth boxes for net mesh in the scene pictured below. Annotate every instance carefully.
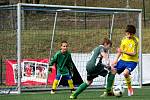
[0,4,141,92]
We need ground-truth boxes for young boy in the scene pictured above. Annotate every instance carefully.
[101,25,139,97]
[49,40,75,94]
[70,38,112,99]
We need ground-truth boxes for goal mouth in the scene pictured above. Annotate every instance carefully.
[0,3,142,94]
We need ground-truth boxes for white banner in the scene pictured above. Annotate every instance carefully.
[71,53,150,86]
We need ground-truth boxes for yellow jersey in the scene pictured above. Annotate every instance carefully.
[120,36,139,62]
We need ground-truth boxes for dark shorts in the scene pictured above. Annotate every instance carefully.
[56,74,72,80]
[86,63,108,81]
[115,60,137,74]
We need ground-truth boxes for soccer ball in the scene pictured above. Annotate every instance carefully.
[113,85,124,97]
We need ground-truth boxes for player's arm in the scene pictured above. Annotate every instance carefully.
[117,47,137,56]
[117,37,138,56]
[68,54,74,71]
[100,51,112,70]
[112,39,123,66]
[112,52,121,65]
[49,53,57,73]
[101,51,110,65]
[49,53,57,66]
[117,41,138,56]
[111,43,122,66]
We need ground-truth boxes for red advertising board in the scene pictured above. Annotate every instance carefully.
[5,59,56,86]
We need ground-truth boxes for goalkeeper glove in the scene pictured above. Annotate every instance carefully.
[48,67,52,74]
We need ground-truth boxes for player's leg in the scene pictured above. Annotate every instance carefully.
[91,62,114,97]
[96,63,115,96]
[100,71,116,97]
[101,60,126,97]
[51,75,61,94]
[65,75,75,93]
[124,71,133,96]
[123,62,137,96]
[70,75,96,99]
[69,81,91,99]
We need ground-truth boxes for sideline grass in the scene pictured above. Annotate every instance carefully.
[0,86,150,100]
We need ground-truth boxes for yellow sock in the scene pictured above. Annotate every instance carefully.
[52,79,59,90]
[68,79,74,89]
[125,76,132,89]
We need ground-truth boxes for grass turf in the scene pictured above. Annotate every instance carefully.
[0,86,150,100]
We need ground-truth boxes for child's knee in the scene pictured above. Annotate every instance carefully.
[86,80,93,85]
[123,69,130,77]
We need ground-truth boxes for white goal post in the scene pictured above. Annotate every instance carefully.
[0,3,142,94]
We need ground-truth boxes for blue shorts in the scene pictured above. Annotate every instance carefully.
[56,74,72,80]
[114,60,137,74]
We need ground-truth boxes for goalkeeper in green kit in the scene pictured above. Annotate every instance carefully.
[70,38,112,99]
[49,40,75,94]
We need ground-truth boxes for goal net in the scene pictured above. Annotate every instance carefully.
[0,3,142,93]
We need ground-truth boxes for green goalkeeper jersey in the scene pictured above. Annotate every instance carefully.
[86,45,108,74]
[49,50,73,76]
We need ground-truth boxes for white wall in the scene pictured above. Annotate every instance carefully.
[71,53,150,85]
[142,54,150,84]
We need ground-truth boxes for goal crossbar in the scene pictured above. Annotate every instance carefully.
[0,3,142,14]
[0,3,142,94]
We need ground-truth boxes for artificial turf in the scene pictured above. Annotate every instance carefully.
[0,86,150,100]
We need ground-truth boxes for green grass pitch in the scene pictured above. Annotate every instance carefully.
[0,86,150,100]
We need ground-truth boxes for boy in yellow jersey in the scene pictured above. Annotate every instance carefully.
[49,41,75,94]
[101,25,139,97]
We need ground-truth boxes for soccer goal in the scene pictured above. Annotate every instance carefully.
[0,3,142,94]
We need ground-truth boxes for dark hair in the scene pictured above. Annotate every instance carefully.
[125,25,136,34]
[61,40,68,45]
[102,38,112,47]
